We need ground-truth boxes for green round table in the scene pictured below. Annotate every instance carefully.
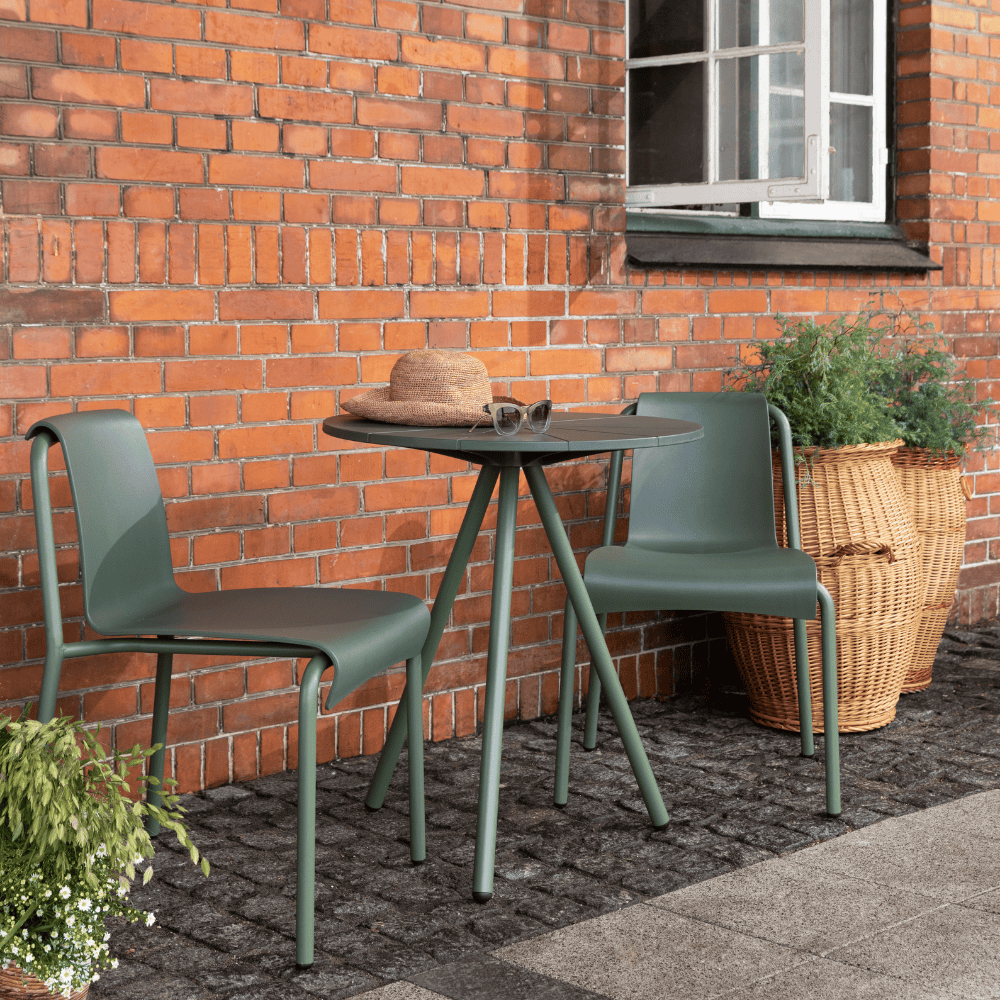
[322,411,703,900]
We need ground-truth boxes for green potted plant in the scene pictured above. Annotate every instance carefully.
[0,712,208,999]
[873,307,995,691]
[725,312,924,733]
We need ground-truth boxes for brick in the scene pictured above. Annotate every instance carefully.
[109,290,214,322]
[151,79,254,117]
[92,0,201,39]
[258,88,352,124]
[1,288,103,324]
[311,160,396,192]
[208,153,303,188]
[50,362,160,397]
[0,102,58,137]
[310,23,397,61]
[32,67,145,106]
[219,290,313,321]
[2,179,59,214]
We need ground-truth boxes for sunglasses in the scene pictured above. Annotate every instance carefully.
[471,399,553,436]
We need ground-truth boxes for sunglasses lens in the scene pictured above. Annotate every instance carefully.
[494,406,521,435]
[527,400,552,432]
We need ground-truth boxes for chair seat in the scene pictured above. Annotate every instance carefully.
[120,587,430,706]
[584,544,819,620]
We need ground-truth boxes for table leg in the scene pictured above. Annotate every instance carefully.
[366,464,500,811]
[472,465,520,902]
[523,465,669,829]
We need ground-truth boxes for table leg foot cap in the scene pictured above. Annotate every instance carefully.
[553,801,566,809]
[364,802,381,813]
[652,821,670,831]
[411,857,425,867]
[799,752,815,759]
[583,745,598,753]
[472,891,493,904]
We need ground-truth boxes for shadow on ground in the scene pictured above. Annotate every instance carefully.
[93,623,1000,1000]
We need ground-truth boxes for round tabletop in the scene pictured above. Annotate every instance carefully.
[322,412,704,467]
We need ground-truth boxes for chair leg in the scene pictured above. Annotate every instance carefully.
[145,648,173,837]
[793,618,815,758]
[817,584,841,817]
[406,654,426,864]
[582,613,607,751]
[36,646,64,724]
[554,597,577,806]
[296,654,330,968]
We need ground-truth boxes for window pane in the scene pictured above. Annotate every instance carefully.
[629,64,706,186]
[718,54,804,181]
[629,0,703,59]
[717,0,803,48]
[831,0,872,95]
[830,103,873,201]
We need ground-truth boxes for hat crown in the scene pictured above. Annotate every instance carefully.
[388,350,492,405]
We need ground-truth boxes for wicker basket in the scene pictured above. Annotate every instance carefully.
[0,965,88,1000]
[724,440,924,732]
[891,448,969,693]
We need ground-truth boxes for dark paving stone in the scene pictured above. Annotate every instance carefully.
[92,621,1000,998]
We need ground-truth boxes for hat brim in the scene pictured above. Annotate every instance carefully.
[341,387,521,427]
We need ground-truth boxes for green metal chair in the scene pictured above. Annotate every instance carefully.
[26,409,431,966]
[555,392,841,816]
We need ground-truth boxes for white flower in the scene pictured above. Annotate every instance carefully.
[77,899,92,912]
[59,886,71,900]
[65,915,75,927]
[145,913,156,927]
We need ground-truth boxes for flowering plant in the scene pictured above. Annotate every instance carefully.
[0,712,208,997]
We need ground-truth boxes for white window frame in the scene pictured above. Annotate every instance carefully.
[761,0,887,221]
[626,1,829,209]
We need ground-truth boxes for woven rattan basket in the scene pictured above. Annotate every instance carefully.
[724,440,924,732]
[891,448,969,693]
[0,965,88,1000]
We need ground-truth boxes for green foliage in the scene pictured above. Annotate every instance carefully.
[870,307,994,456]
[0,712,209,993]
[727,305,996,456]
[727,312,900,450]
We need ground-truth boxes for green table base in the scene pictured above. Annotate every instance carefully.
[323,412,703,900]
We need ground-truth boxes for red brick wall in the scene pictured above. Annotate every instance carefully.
[1,0,997,790]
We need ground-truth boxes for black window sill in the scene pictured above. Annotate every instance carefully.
[625,213,941,272]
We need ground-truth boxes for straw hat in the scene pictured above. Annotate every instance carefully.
[341,350,520,427]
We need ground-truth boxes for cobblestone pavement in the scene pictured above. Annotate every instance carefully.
[93,623,1000,1000]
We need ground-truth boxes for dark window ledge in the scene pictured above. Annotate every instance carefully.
[624,214,940,272]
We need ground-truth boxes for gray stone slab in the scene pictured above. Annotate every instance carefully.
[827,904,1000,999]
[647,855,944,953]
[352,983,452,1000]
[411,954,610,999]
[719,956,955,1000]
[495,904,810,1000]
[790,813,1000,902]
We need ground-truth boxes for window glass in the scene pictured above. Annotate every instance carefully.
[718,0,803,48]
[831,0,873,95]
[629,0,703,59]
[830,103,873,201]
[629,64,706,187]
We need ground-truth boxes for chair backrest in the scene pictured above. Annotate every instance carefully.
[627,392,778,553]
[27,410,180,635]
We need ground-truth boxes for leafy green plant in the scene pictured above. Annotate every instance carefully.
[0,712,208,995]
[727,312,901,450]
[871,307,994,456]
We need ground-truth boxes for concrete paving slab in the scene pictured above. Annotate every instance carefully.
[494,904,810,1000]
[647,855,945,953]
[353,984,452,1000]
[789,805,1000,902]
[718,956,956,1000]
[956,887,1000,915]
[826,904,1000,999]
[410,955,611,999]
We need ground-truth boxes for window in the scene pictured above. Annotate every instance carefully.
[626,0,888,224]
